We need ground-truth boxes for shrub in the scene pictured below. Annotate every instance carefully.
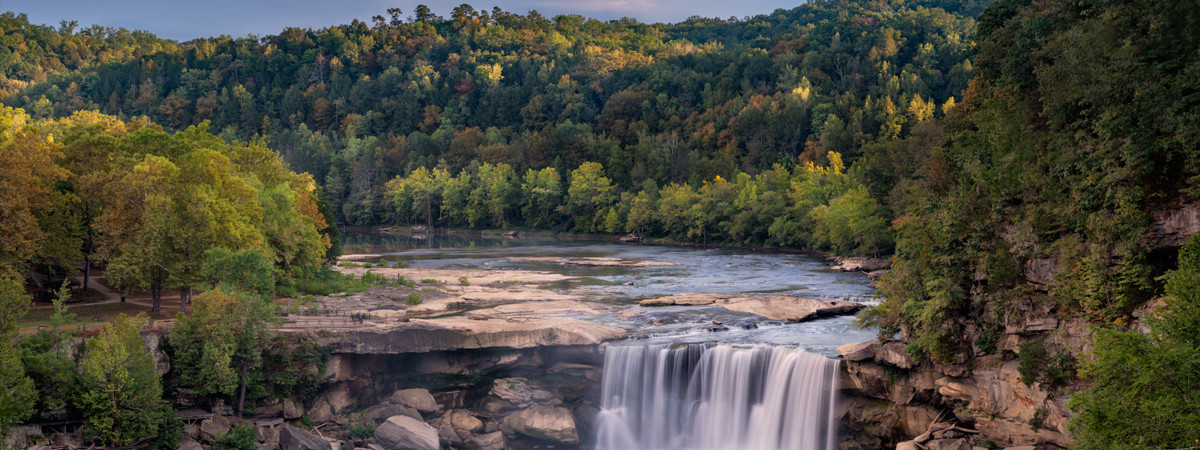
[458,276,469,286]
[214,425,256,450]
[348,423,375,439]
[406,293,422,306]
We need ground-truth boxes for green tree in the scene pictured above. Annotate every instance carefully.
[170,287,277,416]
[0,278,36,431]
[74,314,166,446]
[810,185,889,257]
[566,162,615,232]
[1069,236,1200,449]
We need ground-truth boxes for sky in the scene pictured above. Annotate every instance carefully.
[5,0,804,41]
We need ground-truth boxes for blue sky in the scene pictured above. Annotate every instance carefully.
[6,0,804,41]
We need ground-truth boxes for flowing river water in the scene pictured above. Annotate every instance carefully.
[343,231,879,449]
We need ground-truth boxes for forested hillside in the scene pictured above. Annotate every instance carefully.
[1,0,992,255]
[856,0,1200,446]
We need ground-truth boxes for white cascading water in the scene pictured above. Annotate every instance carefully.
[596,343,840,450]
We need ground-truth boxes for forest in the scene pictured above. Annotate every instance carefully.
[1,0,1199,447]
[0,0,991,255]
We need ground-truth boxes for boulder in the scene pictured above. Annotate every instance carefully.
[437,427,464,448]
[256,425,280,444]
[449,410,484,433]
[199,415,231,443]
[283,398,304,419]
[374,415,439,450]
[306,398,333,423]
[366,404,421,423]
[211,399,235,416]
[877,341,916,369]
[389,388,438,414]
[503,405,579,444]
[837,341,880,362]
[470,431,505,450]
[179,440,204,450]
[279,425,332,450]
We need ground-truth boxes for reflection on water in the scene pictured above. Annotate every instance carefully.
[342,231,879,356]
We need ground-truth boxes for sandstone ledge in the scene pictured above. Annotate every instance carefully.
[284,316,625,354]
[638,292,864,322]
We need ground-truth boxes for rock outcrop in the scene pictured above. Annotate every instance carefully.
[291,316,624,354]
[375,415,440,450]
[502,405,580,444]
[640,292,864,322]
[837,316,1090,449]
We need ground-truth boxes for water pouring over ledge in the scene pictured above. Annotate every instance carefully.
[597,343,841,450]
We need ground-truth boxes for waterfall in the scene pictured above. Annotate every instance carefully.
[596,343,841,450]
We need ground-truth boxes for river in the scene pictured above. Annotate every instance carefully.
[343,231,880,450]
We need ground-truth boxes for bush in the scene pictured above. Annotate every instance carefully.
[406,293,422,305]
[214,425,257,450]
[1069,236,1200,448]
[1017,340,1048,386]
[348,423,375,439]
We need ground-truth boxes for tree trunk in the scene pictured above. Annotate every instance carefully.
[82,255,91,290]
[426,198,433,231]
[179,287,192,314]
[238,360,248,418]
[151,283,162,312]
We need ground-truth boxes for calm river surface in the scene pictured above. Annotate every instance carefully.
[342,231,879,357]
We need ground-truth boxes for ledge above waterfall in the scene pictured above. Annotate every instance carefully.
[283,315,626,354]
[638,292,864,322]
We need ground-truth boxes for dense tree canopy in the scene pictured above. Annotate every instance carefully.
[0,1,988,254]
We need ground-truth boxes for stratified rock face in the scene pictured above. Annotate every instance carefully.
[1151,202,1200,248]
[375,415,440,450]
[503,405,580,444]
[490,378,561,410]
[390,388,439,414]
[639,292,864,322]
[297,316,625,354]
[279,425,332,450]
[839,319,1087,450]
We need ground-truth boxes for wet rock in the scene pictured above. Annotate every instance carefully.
[199,415,231,443]
[389,388,439,414]
[640,293,863,323]
[279,425,332,450]
[837,341,880,362]
[375,415,439,450]
[503,405,579,444]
